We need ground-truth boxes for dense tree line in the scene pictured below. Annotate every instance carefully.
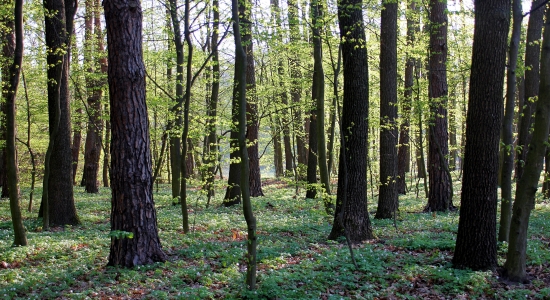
[1,0,550,288]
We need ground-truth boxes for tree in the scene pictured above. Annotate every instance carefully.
[397,0,417,195]
[41,0,79,228]
[505,4,550,283]
[425,0,452,212]
[515,0,545,180]
[103,0,166,267]
[82,0,104,193]
[376,0,398,219]
[328,0,373,243]
[499,0,522,242]
[453,0,510,270]
[231,0,257,288]
[2,0,27,246]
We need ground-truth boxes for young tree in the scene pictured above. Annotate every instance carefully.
[515,0,545,180]
[328,0,373,243]
[505,4,550,283]
[104,0,166,267]
[376,0,398,219]
[41,0,79,228]
[425,0,452,212]
[2,0,27,246]
[231,0,257,288]
[453,0,510,270]
[499,0,522,242]
[397,0,418,195]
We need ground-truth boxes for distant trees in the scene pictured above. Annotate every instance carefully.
[453,0,510,270]
[104,0,166,267]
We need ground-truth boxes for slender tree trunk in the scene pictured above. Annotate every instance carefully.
[104,0,166,267]
[505,5,550,282]
[425,0,452,212]
[328,0,373,242]
[71,107,83,185]
[453,0,510,270]
[376,0,398,219]
[515,0,545,180]
[499,0,522,242]
[3,0,27,246]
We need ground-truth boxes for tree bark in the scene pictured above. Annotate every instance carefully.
[505,5,550,283]
[515,0,545,180]
[328,0,373,243]
[499,0,522,242]
[376,0,398,219]
[104,0,166,267]
[425,0,452,212]
[3,0,27,246]
[42,0,79,227]
[453,0,510,270]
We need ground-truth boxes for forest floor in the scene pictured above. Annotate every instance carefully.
[0,178,549,299]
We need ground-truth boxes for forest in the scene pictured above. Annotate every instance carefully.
[1,0,550,297]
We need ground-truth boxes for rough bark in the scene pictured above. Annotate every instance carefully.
[453,0,510,270]
[499,0,522,242]
[425,0,452,212]
[103,0,166,267]
[42,0,79,227]
[328,0,373,243]
[376,0,398,219]
[504,5,550,282]
[515,0,545,180]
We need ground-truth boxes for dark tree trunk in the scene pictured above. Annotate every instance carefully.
[231,0,257,288]
[505,5,550,282]
[542,147,550,198]
[305,111,318,199]
[453,0,510,271]
[42,0,79,227]
[243,3,263,197]
[103,103,110,187]
[397,1,417,195]
[425,0,452,212]
[0,11,12,199]
[499,0,522,242]
[103,0,166,267]
[2,0,27,246]
[515,0,545,180]
[376,0,398,219]
[328,0,373,243]
[272,117,284,178]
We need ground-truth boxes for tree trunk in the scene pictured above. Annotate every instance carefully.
[3,0,27,246]
[504,5,550,282]
[328,0,373,243]
[425,0,452,212]
[104,0,166,267]
[515,0,545,180]
[71,107,83,185]
[453,0,510,270]
[499,0,522,242]
[376,0,398,219]
[42,0,79,227]
[305,111,318,199]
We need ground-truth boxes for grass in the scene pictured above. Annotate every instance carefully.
[0,180,549,299]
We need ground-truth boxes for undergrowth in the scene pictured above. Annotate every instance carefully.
[0,180,549,299]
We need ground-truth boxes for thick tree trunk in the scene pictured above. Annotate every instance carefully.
[42,0,79,227]
[499,0,522,242]
[505,5,550,282]
[453,0,510,270]
[376,0,398,219]
[104,0,166,267]
[425,0,452,212]
[515,0,545,180]
[328,0,373,243]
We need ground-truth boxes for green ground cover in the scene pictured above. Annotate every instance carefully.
[0,181,549,299]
